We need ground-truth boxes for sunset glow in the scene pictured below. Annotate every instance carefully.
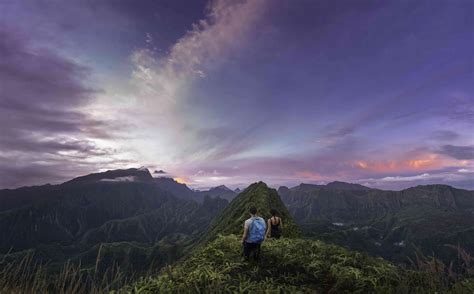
[1,0,473,190]
[355,155,444,173]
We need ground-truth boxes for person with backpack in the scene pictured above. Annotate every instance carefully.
[266,208,283,239]
[241,206,266,261]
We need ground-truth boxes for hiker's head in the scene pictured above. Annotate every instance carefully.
[270,208,278,217]
[249,206,257,215]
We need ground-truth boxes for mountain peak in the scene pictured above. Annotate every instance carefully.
[289,181,372,191]
[211,185,232,191]
[64,167,153,185]
[326,181,371,190]
[202,181,300,243]
[294,183,324,191]
[152,176,200,201]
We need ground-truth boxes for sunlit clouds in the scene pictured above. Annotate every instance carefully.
[107,0,269,168]
[354,155,442,173]
[1,0,473,190]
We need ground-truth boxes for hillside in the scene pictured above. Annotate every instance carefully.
[0,168,228,277]
[131,235,431,293]
[2,174,473,293]
[202,181,300,244]
[278,183,474,264]
[128,181,473,293]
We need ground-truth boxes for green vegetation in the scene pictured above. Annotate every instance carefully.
[280,183,474,265]
[123,182,473,293]
[1,176,473,293]
[202,182,300,244]
[3,235,472,293]
[126,235,473,293]
[0,178,228,292]
[0,251,129,293]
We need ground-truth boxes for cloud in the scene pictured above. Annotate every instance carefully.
[356,168,474,190]
[0,26,93,134]
[131,0,266,104]
[353,156,443,173]
[378,173,431,182]
[430,130,460,141]
[0,26,124,188]
[437,145,474,160]
[2,0,472,192]
[122,0,268,165]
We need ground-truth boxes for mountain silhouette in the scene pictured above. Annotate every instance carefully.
[64,167,153,185]
[1,172,473,293]
[128,181,446,293]
[0,168,227,276]
[202,181,300,243]
[279,182,474,264]
[196,185,237,201]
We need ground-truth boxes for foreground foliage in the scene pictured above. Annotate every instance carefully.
[125,235,473,293]
[0,252,129,293]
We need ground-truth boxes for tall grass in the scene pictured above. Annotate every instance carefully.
[408,244,474,291]
[0,250,131,293]
[1,241,473,293]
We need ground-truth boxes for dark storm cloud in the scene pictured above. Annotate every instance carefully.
[0,28,93,106]
[1,134,111,157]
[0,27,93,130]
[0,27,116,188]
[437,145,474,160]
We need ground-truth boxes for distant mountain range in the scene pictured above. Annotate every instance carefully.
[0,167,231,274]
[278,182,474,264]
[0,167,237,212]
[129,180,472,293]
[1,167,473,292]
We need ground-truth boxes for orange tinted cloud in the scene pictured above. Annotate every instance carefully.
[354,154,444,173]
[408,159,434,169]
[294,171,323,181]
[356,161,368,169]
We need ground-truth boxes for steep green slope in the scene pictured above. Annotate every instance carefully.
[125,181,474,293]
[0,177,228,278]
[0,182,178,253]
[202,182,300,243]
[130,235,438,293]
[279,183,474,265]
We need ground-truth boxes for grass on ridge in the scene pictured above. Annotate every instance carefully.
[126,235,445,293]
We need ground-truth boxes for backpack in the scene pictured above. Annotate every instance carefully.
[247,217,266,244]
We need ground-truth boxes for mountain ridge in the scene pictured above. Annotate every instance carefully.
[278,182,474,265]
[201,181,300,244]
[64,167,154,185]
[127,180,472,293]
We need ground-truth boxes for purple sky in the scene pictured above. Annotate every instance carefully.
[1,0,473,190]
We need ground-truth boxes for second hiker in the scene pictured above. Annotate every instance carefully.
[266,208,283,239]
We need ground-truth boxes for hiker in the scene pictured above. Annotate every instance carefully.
[241,206,266,261]
[266,208,283,239]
